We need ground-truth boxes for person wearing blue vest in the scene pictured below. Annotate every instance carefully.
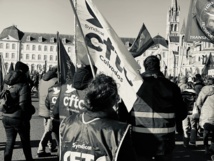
[130,56,187,161]
[60,74,136,161]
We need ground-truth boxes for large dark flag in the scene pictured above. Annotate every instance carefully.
[185,0,214,43]
[202,53,214,76]
[57,33,75,85]
[129,23,154,57]
[9,62,14,72]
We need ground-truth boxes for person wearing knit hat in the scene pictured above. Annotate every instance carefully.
[15,61,29,73]
[2,61,34,161]
[129,55,187,161]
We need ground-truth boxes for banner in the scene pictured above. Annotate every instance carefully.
[70,0,143,112]
[185,0,214,43]
[129,23,154,57]
[57,34,75,85]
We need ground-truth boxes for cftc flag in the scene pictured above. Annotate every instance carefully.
[185,0,214,43]
[69,0,143,112]
[57,33,75,85]
[129,23,154,58]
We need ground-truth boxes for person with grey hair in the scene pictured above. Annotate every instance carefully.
[129,55,187,161]
[60,74,136,161]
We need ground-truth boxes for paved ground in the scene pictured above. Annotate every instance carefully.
[0,94,213,161]
[0,95,58,161]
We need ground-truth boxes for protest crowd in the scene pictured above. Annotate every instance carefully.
[1,0,214,161]
[0,56,214,161]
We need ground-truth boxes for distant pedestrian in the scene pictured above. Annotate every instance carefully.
[2,61,35,161]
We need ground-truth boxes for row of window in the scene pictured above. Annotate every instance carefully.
[0,52,57,61]
[20,54,57,61]
[0,43,72,53]
[0,43,16,49]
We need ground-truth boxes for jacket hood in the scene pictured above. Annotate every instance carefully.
[201,85,214,96]
[141,70,164,78]
[4,71,27,85]
[72,65,94,90]
[42,70,57,81]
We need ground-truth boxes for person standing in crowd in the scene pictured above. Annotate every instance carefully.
[178,76,188,92]
[2,61,35,161]
[181,83,197,148]
[60,74,136,161]
[194,74,205,97]
[195,77,214,156]
[129,56,187,161]
[37,66,58,157]
[58,65,95,121]
[45,82,61,157]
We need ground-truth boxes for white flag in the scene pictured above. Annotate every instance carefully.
[70,0,143,112]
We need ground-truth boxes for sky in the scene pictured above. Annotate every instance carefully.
[0,0,190,39]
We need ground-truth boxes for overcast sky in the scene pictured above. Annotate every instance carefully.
[0,0,190,38]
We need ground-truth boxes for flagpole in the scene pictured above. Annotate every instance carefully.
[74,0,77,71]
[57,32,61,85]
[69,0,95,78]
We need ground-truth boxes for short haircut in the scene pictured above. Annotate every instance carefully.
[144,55,160,71]
[84,74,118,112]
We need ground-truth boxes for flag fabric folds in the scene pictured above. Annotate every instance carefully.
[129,23,154,58]
[185,0,214,43]
[202,53,214,76]
[57,34,75,85]
[9,62,14,72]
[70,0,143,112]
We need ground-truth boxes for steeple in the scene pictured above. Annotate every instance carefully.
[166,0,180,37]
[171,0,178,12]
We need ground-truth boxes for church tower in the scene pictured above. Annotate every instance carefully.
[166,0,180,38]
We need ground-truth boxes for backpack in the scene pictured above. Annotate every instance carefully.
[0,89,19,113]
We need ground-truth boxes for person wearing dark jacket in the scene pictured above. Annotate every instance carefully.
[58,65,94,121]
[37,66,58,157]
[44,82,61,155]
[60,74,137,161]
[129,56,187,161]
[2,61,34,161]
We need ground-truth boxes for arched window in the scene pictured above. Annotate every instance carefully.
[26,54,29,60]
[32,54,35,60]
[38,45,42,51]
[50,46,53,51]
[44,55,47,60]
[12,44,16,49]
[26,45,30,50]
[6,43,9,49]
[5,53,9,58]
[12,53,15,59]
[0,43,3,49]
[38,54,41,60]
[50,55,53,61]
[44,46,47,51]
[32,45,36,51]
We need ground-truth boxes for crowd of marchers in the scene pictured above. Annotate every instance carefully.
[1,56,214,161]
